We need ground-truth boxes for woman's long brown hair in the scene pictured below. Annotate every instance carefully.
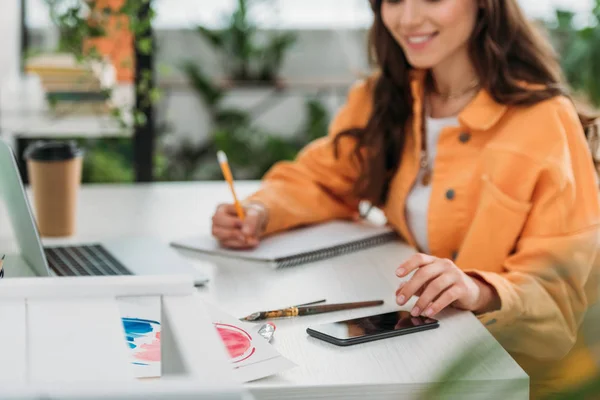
[335,0,598,206]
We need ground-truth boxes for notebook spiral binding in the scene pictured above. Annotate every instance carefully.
[274,231,398,268]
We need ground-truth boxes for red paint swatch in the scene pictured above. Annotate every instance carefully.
[215,323,255,363]
[218,327,251,358]
[135,331,161,362]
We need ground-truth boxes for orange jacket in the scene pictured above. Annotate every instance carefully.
[246,71,600,395]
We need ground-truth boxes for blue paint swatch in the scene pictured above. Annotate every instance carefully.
[122,317,160,350]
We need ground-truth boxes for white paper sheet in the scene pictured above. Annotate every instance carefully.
[117,296,162,378]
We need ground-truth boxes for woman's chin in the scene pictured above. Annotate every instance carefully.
[405,55,439,70]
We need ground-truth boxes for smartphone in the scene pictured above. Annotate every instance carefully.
[306,311,439,346]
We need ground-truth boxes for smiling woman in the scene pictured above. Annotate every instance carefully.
[381,0,479,71]
[210,0,600,398]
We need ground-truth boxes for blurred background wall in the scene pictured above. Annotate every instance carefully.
[4,0,597,182]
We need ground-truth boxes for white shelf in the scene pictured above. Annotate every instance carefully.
[0,74,133,139]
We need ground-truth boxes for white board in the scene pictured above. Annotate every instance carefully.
[28,298,133,383]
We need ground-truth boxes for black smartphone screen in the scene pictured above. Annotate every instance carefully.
[307,311,439,345]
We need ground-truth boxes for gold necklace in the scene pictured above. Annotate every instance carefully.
[418,77,479,186]
[420,91,432,186]
[433,78,481,100]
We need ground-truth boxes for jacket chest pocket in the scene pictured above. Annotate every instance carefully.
[457,175,532,272]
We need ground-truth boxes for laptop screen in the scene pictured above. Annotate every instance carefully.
[0,139,51,277]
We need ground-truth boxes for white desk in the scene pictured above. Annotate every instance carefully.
[0,182,529,400]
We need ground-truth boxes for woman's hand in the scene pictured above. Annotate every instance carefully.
[211,202,268,249]
[395,254,500,318]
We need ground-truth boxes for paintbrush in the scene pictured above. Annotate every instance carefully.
[241,300,384,322]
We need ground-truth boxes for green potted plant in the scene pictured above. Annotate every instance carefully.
[195,0,296,87]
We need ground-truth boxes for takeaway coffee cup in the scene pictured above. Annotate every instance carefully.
[24,141,84,237]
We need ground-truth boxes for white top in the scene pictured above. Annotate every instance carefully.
[406,115,459,254]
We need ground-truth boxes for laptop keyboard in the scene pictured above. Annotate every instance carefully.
[44,244,132,277]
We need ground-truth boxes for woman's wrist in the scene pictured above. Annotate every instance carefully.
[471,277,501,315]
[243,201,270,235]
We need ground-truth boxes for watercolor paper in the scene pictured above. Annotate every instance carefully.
[118,296,161,378]
[117,297,295,382]
[207,302,296,383]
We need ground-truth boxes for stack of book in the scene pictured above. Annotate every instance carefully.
[25,53,111,116]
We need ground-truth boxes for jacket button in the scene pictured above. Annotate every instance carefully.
[445,189,455,200]
[459,132,471,143]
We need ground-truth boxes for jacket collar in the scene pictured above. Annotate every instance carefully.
[410,69,508,132]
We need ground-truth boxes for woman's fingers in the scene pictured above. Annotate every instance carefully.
[411,274,455,316]
[426,286,463,317]
[220,238,259,250]
[396,261,446,305]
[396,253,437,277]
[213,214,242,229]
[212,226,244,243]
[212,203,259,249]
[395,282,405,297]
[216,203,241,216]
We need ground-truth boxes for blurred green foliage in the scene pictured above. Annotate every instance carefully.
[153,0,329,182]
[76,138,133,183]
[83,148,133,183]
[548,1,600,106]
[195,0,296,84]
[211,97,329,179]
[157,57,331,181]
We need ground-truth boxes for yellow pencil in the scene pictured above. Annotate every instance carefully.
[217,151,245,221]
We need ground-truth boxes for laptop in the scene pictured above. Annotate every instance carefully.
[0,139,209,285]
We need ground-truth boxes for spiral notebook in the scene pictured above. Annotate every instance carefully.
[171,220,398,268]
